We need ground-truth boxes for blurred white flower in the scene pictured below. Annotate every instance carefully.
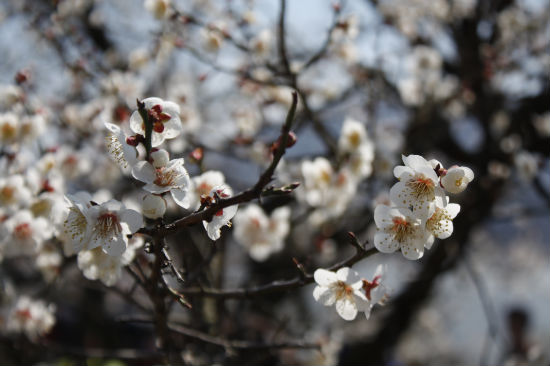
[77,235,144,286]
[1,210,51,257]
[233,204,290,261]
[513,150,538,181]
[312,267,369,321]
[7,296,56,340]
[144,0,171,19]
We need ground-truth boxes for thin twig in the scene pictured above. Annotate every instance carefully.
[176,241,377,299]
[119,317,320,351]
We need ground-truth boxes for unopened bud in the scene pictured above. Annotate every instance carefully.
[151,149,170,168]
[142,194,167,219]
[190,147,204,162]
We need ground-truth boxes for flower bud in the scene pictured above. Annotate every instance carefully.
[441,166,474,194]
[151,149,169,168]
[142,194,167,219]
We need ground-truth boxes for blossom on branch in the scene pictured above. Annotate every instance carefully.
[132,157,192,209]
[129,97,182,147]
[312,267,369,321]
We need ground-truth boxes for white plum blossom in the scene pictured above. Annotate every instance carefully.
[0,210,51,257]
[144,0,171,19]
[312,267,369,321]
[374,204,431,260]
[62,192,94,253]
[233,204,290,261]
[190,170,226,210]
[390,154,445,219]
[77,235,144,286]
[86,200,143,256]
[0,175,32,212]
[202,184,238,241]
[441,165,474,194]
[425,197,460,249]
[300,157,334,206]
[63,195,143,256]
[361,264,390,319]
[129,97,182,147]
[338,117,368,153]
[35,244,63,283]
[132,158,192,208]
[7,296,56,340]
[104,122,138,169]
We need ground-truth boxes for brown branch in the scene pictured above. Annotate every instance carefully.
[120,317,320,351]
[139,91,298,238]
[176,239,377,299]
[277,0,292,77]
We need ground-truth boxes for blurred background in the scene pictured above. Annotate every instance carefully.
[0,0,548,365]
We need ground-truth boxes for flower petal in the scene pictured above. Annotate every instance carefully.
[132,161,156,183]
[335,298,358,321]
[314,269,338,286]
[313,286,337,306]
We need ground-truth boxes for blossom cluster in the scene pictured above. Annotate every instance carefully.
[374,154,473,260]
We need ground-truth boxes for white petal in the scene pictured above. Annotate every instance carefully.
[425,233,435,249]
[129,111,145,134]
[162,118,183,139]
[143,97,164,109]
[171,188,190,208]
[151,131,165,147]
[102,233,127,257]
[313,286,337,306]
[313,269,338,286]
[374,204,393,229]
[374,232,399,253]
[335,298,358,321]
[132,161,156,183]
[405,155,429,171]
[120,209,143,234]
[463,166,474,181]
[104,122,121,134]
[393,165,414,180]
[446,203,461,219]
[249,244,273,262]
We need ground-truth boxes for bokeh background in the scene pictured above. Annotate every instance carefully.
[0,0,548,365]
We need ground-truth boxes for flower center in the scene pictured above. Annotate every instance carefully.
[14,222,32,240]
[391,216,415,243]
[455,177,463,187]
[320,169,332,184]
[348,131,361,148]
[197,182,212,196]
[0,185,16,204]
[1,123,17,140]
[334,281,354,300]
[95,212,122,239]
[406,175,434,199]
[16,309,32,321]
[154,166,179,187]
